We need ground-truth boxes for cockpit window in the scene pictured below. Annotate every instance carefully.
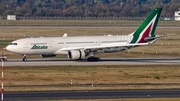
[10,43,18,45]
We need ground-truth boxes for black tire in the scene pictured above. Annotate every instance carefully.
[87,57,100,62]
[22,58,27,62]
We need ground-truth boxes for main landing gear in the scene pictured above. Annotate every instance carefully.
[22,55,27,62]
[87,56,100,62]
[87,51,100,62]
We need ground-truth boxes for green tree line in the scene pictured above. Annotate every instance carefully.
[0,0,180,17]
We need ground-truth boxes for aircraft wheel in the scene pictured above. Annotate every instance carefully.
[22,58,27,62]
[87,57,100,62]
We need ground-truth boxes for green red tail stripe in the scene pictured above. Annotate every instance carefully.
[138,23,152,43]
[130,8,162,43]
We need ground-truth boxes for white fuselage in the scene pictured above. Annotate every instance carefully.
[6,35,130,55]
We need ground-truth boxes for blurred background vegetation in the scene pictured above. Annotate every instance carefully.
[0,0,180,17]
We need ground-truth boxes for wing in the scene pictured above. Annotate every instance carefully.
[60,43,148,51]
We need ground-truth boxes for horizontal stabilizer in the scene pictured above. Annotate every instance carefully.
[145,33,176,42]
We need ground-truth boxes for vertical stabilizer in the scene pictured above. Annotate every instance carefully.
[129,8,162,43]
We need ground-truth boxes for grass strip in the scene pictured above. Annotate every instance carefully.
[0,20,180,26]
[3,65,180,92]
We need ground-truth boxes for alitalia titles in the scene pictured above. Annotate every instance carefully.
[31,45,48,49]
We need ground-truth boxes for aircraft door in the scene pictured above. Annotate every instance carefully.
[48,41,53,48]
[23,41,28,48]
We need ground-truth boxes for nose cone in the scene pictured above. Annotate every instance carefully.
[6,45,11,51]
[6,45,17,53]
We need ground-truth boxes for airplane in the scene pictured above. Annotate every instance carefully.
[5,8,163,62]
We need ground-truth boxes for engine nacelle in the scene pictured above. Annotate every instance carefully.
[40,54,56,58]
[68,50,86,60]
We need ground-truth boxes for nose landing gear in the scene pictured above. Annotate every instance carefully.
[22,55,27,62]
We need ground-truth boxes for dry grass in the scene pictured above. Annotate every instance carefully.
[0,20,143,26]
[7,86,180,92]
[3,65,180,92]
[0,27,180,38]
[0,20,180,26]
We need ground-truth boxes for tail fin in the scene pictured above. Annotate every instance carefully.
[129,8,162,43]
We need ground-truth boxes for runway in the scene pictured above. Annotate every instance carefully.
[0,26,180,29]
[4,58,180,66]
[4,89,180,100]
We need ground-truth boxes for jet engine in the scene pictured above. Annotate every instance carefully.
[41,54,56,58]
[68,50,86,60]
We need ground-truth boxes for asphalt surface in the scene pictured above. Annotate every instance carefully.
[0,26,180,29]
[3,58,180,66]
[4,89,180,100]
